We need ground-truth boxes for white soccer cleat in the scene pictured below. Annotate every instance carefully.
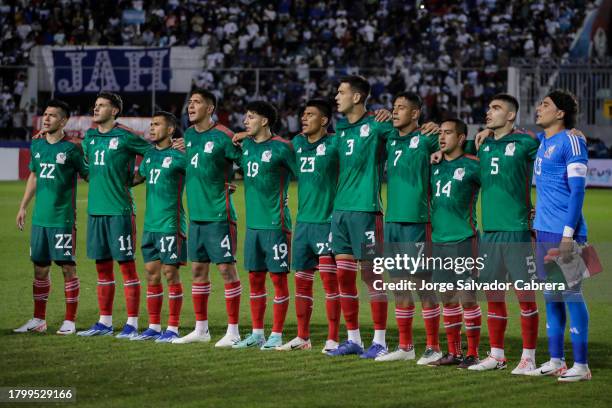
[276,337,312,351]
[321,339,339,354]
[375,347,415,361]
[526,359,567,377]
[468,354,507,371]
[558,365,592,382]
[511,357,536,375]
[416,348,443,365]
[13,318,47,333]
[172,329,211,344]
[214,333,241,348]
[56,320,76,335]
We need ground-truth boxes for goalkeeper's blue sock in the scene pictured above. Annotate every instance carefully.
[566,291,589,364]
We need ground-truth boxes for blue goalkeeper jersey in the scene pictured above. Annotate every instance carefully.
[533,130,588,236]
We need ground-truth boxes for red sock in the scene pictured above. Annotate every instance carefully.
[486,290,508,350]
[224,281,241,325]
[295,270,315,339]
[120,261,140,318]
[168,283,183,327]
[146,284,163,325]
[96,260,115,316]
[368,287,388,330]
[271,272,290,333]
[396,306,415,349]
[192,282,211,321]
[33,277,50,320]
[443,304,463,355]
[319,255,340,341]
[464,305,482,357]
[518,294,539,350]
[64,277,80,322]
[249,271,267,330]
[336,259,359,330]
[422,305,441,350]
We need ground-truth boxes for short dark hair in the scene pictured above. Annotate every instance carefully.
[442,118,468,137]
[339,75,371,104]
[491,93,519,113]
[190,88,217,110]
[245,100,278,128]
[305,98,332,119]
[46,99,71,119]
[96,91,123,118]
[393,92,423,110]
[546,89,578,129]
[153,110,178,131]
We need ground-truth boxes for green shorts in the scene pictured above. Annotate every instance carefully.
[188,220,237,264]
[87,215,136,261]
[291,222,332,271]
[244,228,291,273]
[478,231,536,284]
[330,210,383,260]
[141,231,187,265]
[30,225,76,264]
[384,222,431,277]
[432,236,479,284]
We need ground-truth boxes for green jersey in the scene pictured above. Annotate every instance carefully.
[184,124,242,222]
[386,130,438,222]
[334,114,395,212]
[240,136,297,230]
[292,133,338,223]
[478,132,539,231]
[430,154,480,243]
[29,137,88,228]
[138,147,187,234]
[83,124,151,215]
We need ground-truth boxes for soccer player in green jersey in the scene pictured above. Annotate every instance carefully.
[77,92,152,338]
[467,94,541,374]
[172,89,244,347]
[276,99,342,353]
[232,101,298,350]
[130,111,187,343]
[327,76,395,358]
[14,100,88,335]
[428,119,482,369]
[374,92,443,364]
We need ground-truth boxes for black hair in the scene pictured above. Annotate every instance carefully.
[46,99,71,119]
[546,89,579,129]
[392,91,423,110]
[305,98,332,120]
[245,100,278,128]
[491,93,520,113]
[190,88,217,111]
[153,110,178,135]
[339,75,371,104]
[442,117,468,137]
[96,91,123,118]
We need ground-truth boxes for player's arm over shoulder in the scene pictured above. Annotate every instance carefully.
[118,124,151,155]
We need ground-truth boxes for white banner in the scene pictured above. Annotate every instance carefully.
[587,159,612,187]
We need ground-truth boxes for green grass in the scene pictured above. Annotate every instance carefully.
[0,181,611,408]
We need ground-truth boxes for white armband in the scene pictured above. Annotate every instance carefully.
[567,162,587,178]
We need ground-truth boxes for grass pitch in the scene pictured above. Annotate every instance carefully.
[0,181,611,408]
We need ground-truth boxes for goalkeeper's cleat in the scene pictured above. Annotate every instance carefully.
[375,346,415,361]
[526,359,567,377]
[172,329,211,344]
[360,342,388,359]
[215,333,241,348]
[232,332,265,349]
[56,320,76,335]
[130,328,161,341]
[511,357,536,375]
[558,365,592,382]
[155,330,179,343]
[326,340,364,357]
[115,324,139,339]
[13,318,47,333]
[321,339,339,354]
[468,353,507,371]
[276,337,312,351]
[77,322,113,337]
[260,333,283,350]
[416,348,443,365]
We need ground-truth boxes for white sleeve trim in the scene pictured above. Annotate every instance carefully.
[567,162,587,178]
[563,226,575,238]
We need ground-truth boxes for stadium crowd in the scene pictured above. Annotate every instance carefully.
[0,0,597,140]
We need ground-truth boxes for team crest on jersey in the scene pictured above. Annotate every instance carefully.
[162,157,173,168]
[204,141,214,153]
[544,145,556,158]
[453,167,465,181]
[109,137,119,150]
[261,150,272,162]
[55,152,66,164]
[505,142,516,156]
[34,152,41,158]
[360,124,370,137]
[409,136,420,148]
[483,146,490,152]
[316,143,326,156]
